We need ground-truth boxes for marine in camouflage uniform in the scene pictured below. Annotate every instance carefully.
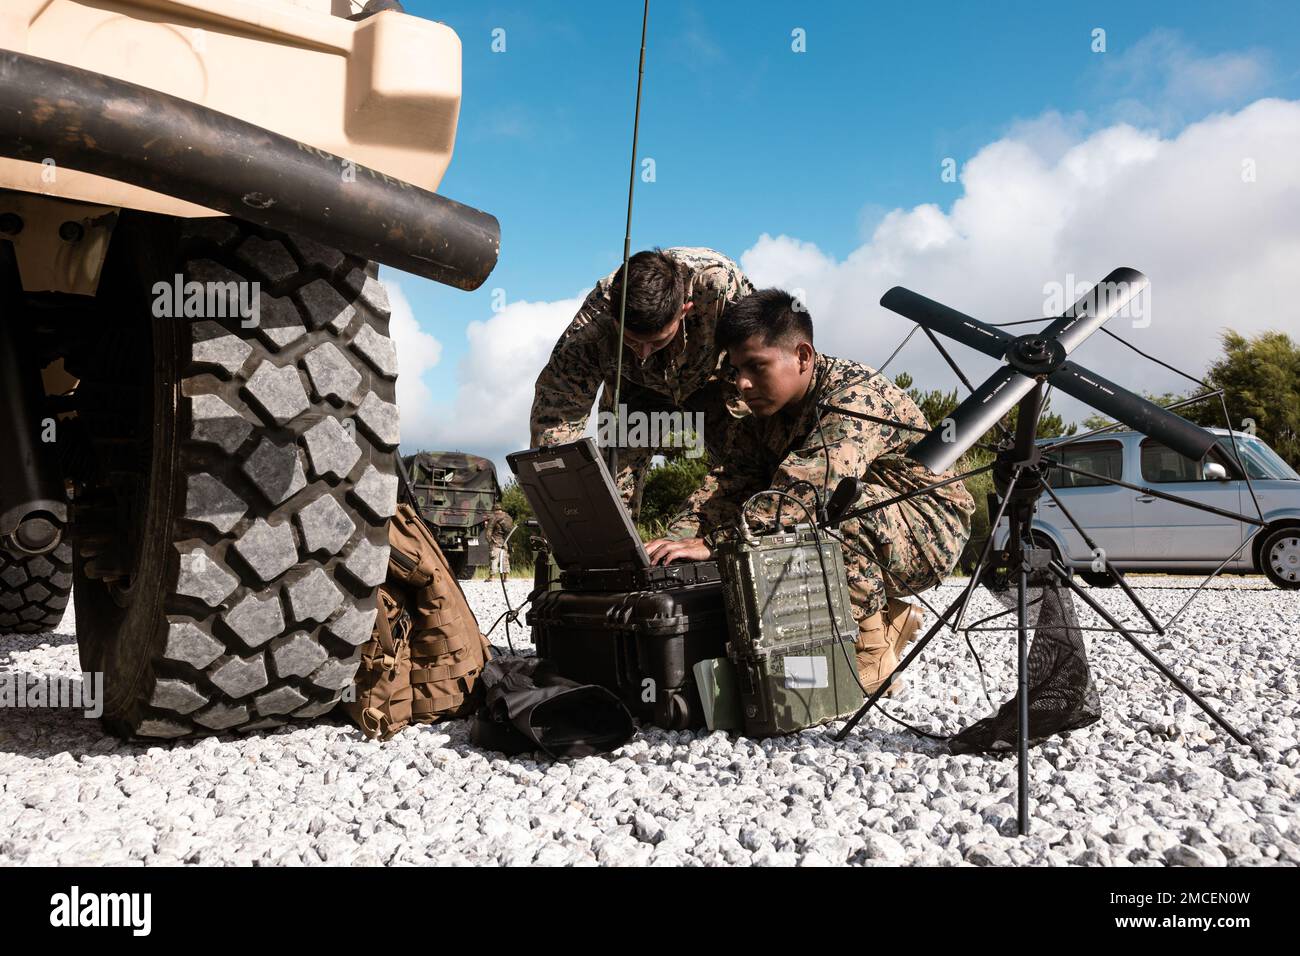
[486,507,514,575]
[667,352,975,692]
[529,247,754,514]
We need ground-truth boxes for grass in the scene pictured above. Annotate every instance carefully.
[467,564,536,581]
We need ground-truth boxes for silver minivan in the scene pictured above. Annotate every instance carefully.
[993,428,1300,589]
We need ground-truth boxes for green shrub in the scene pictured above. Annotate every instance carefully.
[638,454,711,530]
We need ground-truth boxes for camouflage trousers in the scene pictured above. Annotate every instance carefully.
[490,546,510,575]
[599,378,738,519]
[837,484,969,622]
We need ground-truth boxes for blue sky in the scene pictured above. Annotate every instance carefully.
[383,1,1300,466]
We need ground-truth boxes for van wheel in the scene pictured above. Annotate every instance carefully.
[1260,526,1300,590]
[69,213,399,739]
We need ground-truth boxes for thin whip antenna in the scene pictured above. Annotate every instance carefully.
[608,0,649,478]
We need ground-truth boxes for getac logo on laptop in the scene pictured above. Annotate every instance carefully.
[533,459,566,472]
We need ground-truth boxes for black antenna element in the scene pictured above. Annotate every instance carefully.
[882,268,1217,473]
[607,0,650,478]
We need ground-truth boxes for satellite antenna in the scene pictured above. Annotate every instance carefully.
[826,269,1265,835]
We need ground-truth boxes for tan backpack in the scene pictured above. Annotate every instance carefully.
[344,587,413,740]
[345,503,493,739]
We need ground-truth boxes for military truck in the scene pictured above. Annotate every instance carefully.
[404,451,500,579]
[0,0,498,738]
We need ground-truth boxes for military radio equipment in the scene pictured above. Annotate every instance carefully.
[716,524,862,737]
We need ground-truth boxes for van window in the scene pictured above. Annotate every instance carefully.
[1044,441,1124,488]
[1140,441,1203,482]
[1215,435,1300,480]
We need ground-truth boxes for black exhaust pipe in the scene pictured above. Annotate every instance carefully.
[0,50,499,291]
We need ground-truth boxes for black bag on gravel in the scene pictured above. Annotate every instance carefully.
[949,578,1101,755]
[471,657,634,759]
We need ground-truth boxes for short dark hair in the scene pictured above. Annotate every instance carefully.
[608,248,686,334]
[717,288,813,351]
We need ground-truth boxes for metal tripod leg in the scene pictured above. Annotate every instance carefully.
[834,469,1022,743]
[1047,560,1261,759]
[1017,554,1031,835]
[833,587,968,741]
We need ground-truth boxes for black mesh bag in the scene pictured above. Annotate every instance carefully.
[949,577,1101,755]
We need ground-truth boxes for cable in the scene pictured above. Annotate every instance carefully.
[819,521,993,716]
[494,522,522,654]
[877,325,920,376]
[1100,326,1212,389]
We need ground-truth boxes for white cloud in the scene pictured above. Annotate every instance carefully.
[381,278,443,450]
[741,98,1300,431]
[422,295,585,477]
[401,95,1300,477]
[1094,30,1273,129]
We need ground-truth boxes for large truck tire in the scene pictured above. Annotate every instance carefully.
[71,214,400,739]
[0,544,73,634]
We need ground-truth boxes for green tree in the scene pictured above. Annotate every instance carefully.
[498,479,536,573]
[1199,330,1300,467]
[1071,331,1300,469]
[499,479,532,524]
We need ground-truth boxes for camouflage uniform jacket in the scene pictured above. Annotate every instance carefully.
[530,248,755,445]
[486,510,514,550]
[669,353,975,603]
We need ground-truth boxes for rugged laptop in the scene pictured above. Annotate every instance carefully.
[507,438,719,590]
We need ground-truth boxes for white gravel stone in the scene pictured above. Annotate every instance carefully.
[0,576,1295,867]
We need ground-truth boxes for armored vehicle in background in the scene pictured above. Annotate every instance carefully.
[404,451,500,579]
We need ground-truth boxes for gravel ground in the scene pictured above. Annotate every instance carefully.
[1,575,1297,866]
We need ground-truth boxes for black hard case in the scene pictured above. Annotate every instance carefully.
[527,572,729,730]
[511,441,729,730]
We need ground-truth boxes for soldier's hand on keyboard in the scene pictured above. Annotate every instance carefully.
[645,537,713,565]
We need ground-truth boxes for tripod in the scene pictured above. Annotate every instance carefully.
[828,364,1262,835]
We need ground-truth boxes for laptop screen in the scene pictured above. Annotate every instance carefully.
[507,438,651,571]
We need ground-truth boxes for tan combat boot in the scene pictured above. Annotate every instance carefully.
[854,611,901,697]
[886,597,924,660]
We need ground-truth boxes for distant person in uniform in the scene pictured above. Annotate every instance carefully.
[530,247,755,517]
[487,506,515,576]
[647,289,975,696]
